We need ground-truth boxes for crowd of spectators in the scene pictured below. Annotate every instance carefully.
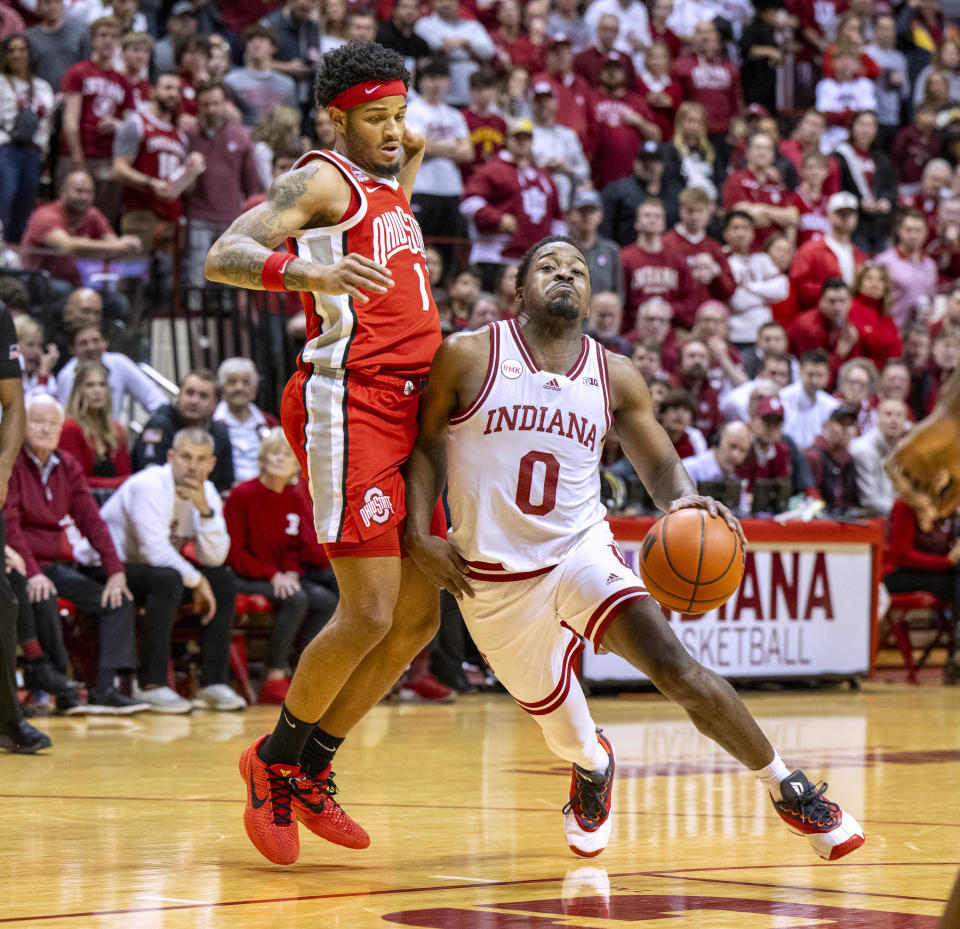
[5,0,960,725]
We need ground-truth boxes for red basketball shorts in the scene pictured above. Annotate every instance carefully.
[281,365,445,559]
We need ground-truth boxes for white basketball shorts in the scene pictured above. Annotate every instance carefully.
[458,521,649,715]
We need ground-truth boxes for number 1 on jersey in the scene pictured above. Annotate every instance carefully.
[516,450,560,516]
[413,261,429,312]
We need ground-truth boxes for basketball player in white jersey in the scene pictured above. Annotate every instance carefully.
[405,236,865,860]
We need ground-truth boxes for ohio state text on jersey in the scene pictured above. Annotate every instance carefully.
[288,149,441,378]
[447,318,613,575]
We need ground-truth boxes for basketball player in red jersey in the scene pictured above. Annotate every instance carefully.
[204,42,445,866]
[885,369,960,929]
[404,236,864,861]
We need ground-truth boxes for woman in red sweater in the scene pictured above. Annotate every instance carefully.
[848,264,903,370]
[882,497,960,681]
[224,428,338,704]
[59,362,131,491]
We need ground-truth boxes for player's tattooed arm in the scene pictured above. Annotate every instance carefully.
[204,161,340,291]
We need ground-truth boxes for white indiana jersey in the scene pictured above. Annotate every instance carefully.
[447,318,613,576]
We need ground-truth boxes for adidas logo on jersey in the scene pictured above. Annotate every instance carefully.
[605,573,621,585]
[543,377,562,392]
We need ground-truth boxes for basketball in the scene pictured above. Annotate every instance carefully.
[639,508,745,615]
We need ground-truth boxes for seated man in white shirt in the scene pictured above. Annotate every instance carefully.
[722,351,792,422]
[779,349,840,451]
[682,421,752,481]
[100,428,245,713]
[849,398,908,516]
[57,322,167,419]
[213,357,279,484]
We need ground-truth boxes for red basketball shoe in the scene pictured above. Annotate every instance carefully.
[772,769,865,861]
[238,735,300,865]
[562,729,614,857]
[290,765,371,849]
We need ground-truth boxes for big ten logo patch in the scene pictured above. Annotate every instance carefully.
[359,486,394,528]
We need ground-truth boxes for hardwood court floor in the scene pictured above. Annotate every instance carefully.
[1,682,958,928]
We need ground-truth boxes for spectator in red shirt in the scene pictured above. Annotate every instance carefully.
[59,361,131,492]
[460,116,566,286]
[848,263,902,370]
[620,197,695,333]
[788,151,831,247]
[927,196,960,286]
[899,157,951,246]
[119,30,152,115]
[649,0,683,58]
[112,72,206,253]
[184,80,262,292]
[587,57,660,189]
[669,338,724,441]
[657,387,704,458]
[462,67,506,183]
[789,277,862,384]
[574,12,637,89]
[892,103,945,197]
[492,0,545,74]
[636,40,682,141]
[60,16,133,227]
[670,20,742,172]
[20,170,141,291]
[736,394,792,492]
[632,295,681,372]
[224,429,338,705]
[883,497,960,681]
[663,185,736,315]
[531,33,592,140]
[789,191,866,310]
[722,131,798,251]
[5,394,142,712]
[779,109,841,196]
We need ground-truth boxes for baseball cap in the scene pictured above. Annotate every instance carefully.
[170,1,197,15]
[637,140,663,160]
[547,32,572,49]
[572,189,602,211]
[744,103,769,118]
[532,80,554,96]
[829,405,860,423]
[755,397,784,420]
[827,191,859,213]
[507,117,534,136]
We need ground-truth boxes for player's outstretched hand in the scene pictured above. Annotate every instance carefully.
[405,535,474,600]
[670,494,747,546]
[885,412,960,531]
[314,254,394,303]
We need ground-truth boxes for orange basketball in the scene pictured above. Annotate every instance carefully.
[639,508,745,615]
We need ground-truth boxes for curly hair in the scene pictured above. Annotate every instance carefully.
[515,236,585,290]
[314,41,410,108]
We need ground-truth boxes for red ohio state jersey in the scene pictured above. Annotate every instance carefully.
[123,110,188,220]
[288,149,441,379]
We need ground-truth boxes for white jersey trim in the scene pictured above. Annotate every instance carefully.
[449,324,499,426]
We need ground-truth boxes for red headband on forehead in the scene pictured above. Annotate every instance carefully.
[328,80,407,111]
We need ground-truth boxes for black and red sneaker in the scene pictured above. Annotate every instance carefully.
[773,769,865,861]
[562,729,614,857]
[238,735,300,865]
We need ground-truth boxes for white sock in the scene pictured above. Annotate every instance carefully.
[751,751,790,797]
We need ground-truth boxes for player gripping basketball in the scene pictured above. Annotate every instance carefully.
[205,42,445,865]
[404,236,865,860]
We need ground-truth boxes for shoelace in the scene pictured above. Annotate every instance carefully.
[291,769,343,815]
[563,769,608,826]
[788,780,840,825]
[266,770,295,826]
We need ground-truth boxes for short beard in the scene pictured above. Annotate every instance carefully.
[543,291,579,319]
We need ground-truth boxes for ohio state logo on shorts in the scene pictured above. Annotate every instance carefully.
[359,486,394,528]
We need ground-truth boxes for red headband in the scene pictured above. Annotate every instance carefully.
[328,80,407,111]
